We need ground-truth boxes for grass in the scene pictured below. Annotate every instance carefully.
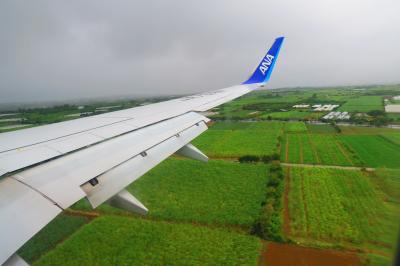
[338,96,383,112]
[306,124,337,134]
[287,167,399,251]
[35,216,261,266]
[18,215,89,264]
[339,126,400,134]
[281,133,359,166]
[193,121,309,158]
[284,122,307,132]
[209,121,284,131]
[193,122,282,157]
[381,132,400,145]
[74,159,269,227]
[369,168,400,203]
[260,111,325,120]
[339,135,400,168]
[387,113,400,123]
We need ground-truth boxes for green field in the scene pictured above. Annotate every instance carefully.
[74,159,268,227]
[19,215,89,264]
[209,121,284,131]
[338,96,383,112]
[339,135,400,168]
[284,122,307,132]
[368,168,400,203]
[193,122,282,157]
[260,111,325,120]
[339,126,400,135]
[381,132,400,146]
[287,167,399,251]
[306,124,337,134]
[192,121,313,158]
[281,133,359,166]
[387,113,400,123]
[35,216,261,266]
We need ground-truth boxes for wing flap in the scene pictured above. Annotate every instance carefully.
[11,112,208,209]
[0,178,62,264]
[81,120,207,208]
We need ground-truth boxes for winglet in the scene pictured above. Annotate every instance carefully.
[242,37,284,85]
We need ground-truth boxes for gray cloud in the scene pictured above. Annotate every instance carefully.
[0,0,399,103]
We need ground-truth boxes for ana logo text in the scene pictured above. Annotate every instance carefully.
[259,54,274,75]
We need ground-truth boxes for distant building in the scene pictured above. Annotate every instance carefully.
[0,118,23,122]
[65,113,81,118]
[0,113,20,117]
[322,111,350,120]
[313,104,339,112]
[65,112,93,118]
[393,96,400,100]
[94,105,122,112]
[293,104,310,108]
[385,105,400,113]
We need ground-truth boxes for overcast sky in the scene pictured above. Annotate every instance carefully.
[0,0,399,103]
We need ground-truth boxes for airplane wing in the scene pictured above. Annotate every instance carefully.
[0,37,284,266]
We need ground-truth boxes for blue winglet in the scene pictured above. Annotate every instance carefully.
[242,37,284,85]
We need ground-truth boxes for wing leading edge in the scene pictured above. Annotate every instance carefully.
[0,37,284,265]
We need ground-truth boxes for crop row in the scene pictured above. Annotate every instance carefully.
[282,134,359,166]
[288,167,398,248]
[35,216,261,266]
[73,159,269,227]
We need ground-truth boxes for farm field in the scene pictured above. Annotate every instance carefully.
[192,121,311,158]
[338,96,383,112]
[35,216,261,266]
[387,113,400,123]
[281,133,359,166]
[368,168,400,203]
[381,132,400,146]
[339,126,400,135]
[284,121,307,132]
[209,121,284,130]
[73,159,269,227]
[339,135,400,168]
[192,122,283,157]
[306,123,337,134]
[260,111,325,120]
[286,167,400,254]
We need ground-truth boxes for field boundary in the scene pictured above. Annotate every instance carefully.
[334,137,354,166]
[306,133,321,164]
[281,162,375,171]
[283,167,291,236]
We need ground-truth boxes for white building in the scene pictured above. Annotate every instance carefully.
[313,104,339,112]
[385,105,400,113]
[393,96,400,100]
[322,111,350,120]
[293,104,310,108]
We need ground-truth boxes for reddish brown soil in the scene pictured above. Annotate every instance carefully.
[283,167,291,236]
[260,242,361,266]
